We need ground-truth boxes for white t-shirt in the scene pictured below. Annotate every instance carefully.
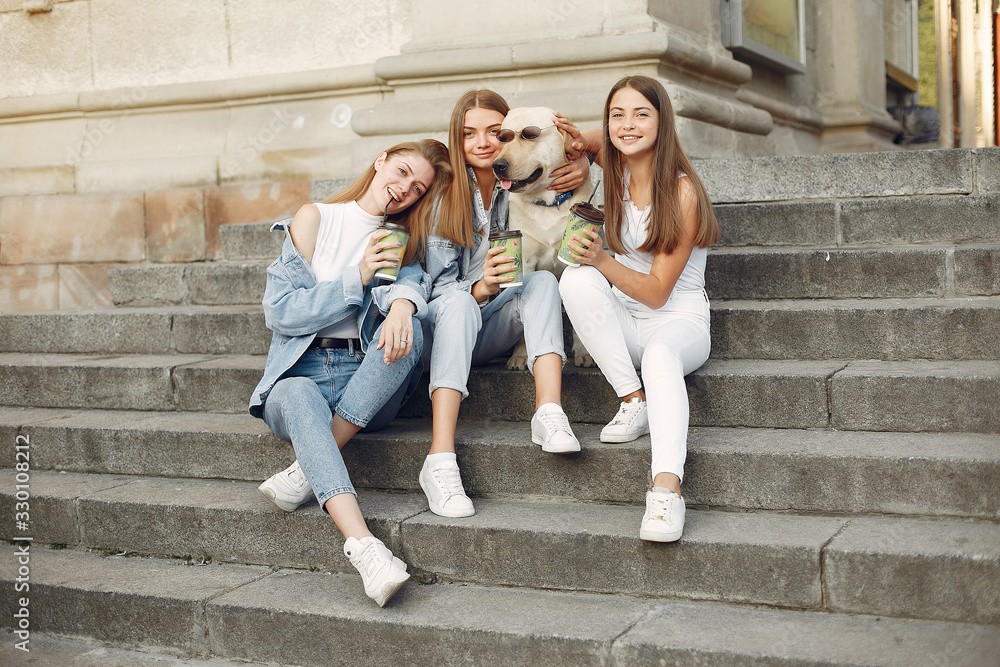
[309,201,382,339]
[613,174,707,312]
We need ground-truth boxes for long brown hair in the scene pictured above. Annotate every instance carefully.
[324,140,451,264]
[435,89,510,248]
[601,76,718,256]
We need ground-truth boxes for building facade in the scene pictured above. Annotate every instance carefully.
[0,0,996,311]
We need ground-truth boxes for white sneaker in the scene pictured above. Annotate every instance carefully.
[257,460,312,512]
[600,397,649,443]
[639,488,685,542]
[530,403,581,453]
[343,536,409,607]
[419,458,475,517]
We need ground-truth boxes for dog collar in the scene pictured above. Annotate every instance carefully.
[535,190,573,207]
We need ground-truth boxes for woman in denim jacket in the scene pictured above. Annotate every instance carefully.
[413,90,591,519]
[250,140,450,607]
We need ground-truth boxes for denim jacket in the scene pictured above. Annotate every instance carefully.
[423,168,509,301]
[248,218,431,419]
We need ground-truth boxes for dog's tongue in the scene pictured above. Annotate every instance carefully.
[499,179,513,191]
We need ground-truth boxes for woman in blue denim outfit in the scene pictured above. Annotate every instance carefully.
[250,140,451,607]
[413,90,591,519]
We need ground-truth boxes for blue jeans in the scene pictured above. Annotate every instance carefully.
[421,270,565,399]
[262,323,423,507]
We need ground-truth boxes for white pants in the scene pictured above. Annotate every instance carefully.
[559,265,711,482]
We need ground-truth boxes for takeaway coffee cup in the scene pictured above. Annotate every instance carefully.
[557,202,605,266]
[488,230,523,288]
[373,223,409,282]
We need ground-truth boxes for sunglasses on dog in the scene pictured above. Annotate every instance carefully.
[496,125,556,143]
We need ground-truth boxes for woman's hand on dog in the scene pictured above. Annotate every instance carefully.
[567,228,608,268]
[549,112,589,192]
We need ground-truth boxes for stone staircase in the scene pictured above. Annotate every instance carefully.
[2,148,999,665]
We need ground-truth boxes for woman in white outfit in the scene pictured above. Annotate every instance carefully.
[557,75,719,542]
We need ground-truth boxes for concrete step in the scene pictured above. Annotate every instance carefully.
[0,305,271,356]
[218,220,285,260]
[698,147,998,204]
[109,261,268,307]
[0,632,283,667]
[215,192,1000,260]
[4,473,999,623]
[107,243,1000,307]
[713,194,1000,247]
[711,296,1000,360]
[5,408,997,519]
[4,547,997,667]
[1,353,997,432]
[3,298,999,361]
[706,245,1000,300]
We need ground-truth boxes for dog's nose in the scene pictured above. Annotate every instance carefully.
[493,159,508,177]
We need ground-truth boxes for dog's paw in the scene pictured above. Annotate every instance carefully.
[507,353,529,371]
[574,350,597,368]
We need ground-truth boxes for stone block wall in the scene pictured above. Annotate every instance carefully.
[0,181,311,312]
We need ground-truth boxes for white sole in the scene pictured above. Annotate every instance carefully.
[639,527,683,542]
[371,569,410,607]
[531,434,581,453]
[599,427,649,444]
[257,483,306,512]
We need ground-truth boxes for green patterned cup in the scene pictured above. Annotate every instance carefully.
[373,223,409,282]
[558,202,605,266]
[488,230,523,288]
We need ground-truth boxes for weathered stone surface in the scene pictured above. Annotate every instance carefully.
[954,247,1000,296]
[404,498,841,607]
[831,360,1000,433]
[0,352,194,411]
[0,308,172,354]
[697,150,973,204]
[0,165,75,197]
[145,187,206,262]
[615,600,1000,666]
[0,263,58,312]
[840,195,1000,245]
[710,297,1000,360]
[0,192,145,264]
[172,354,264,413]
[713,201,837,248]
[88,0,228,91]
[217,221,282,260]
[184,262,267,305]
[172,307,270,355]
[707,247,949,299]
[0,2,91,99]
[109,265,186,306]
[0,546,268,655]
[209,570,647,667]
[825,518,1000,624]
[976,147,1000,195]
[76,155,218,195]
[58,262,123,308]
[204,182,310,258]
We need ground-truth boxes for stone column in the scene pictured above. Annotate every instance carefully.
[352,0,776,160]
[811,0,901,152]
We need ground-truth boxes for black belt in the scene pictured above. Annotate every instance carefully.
[308,337,360,350]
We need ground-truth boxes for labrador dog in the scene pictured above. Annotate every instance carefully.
[492,106,595,368]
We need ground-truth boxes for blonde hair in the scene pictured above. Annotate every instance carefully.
[324,139,452,263]
[435,89,510,247]
[601,76,719,255]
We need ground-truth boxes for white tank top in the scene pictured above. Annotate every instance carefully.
[612,174,707,312]
[309,201,381,339]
